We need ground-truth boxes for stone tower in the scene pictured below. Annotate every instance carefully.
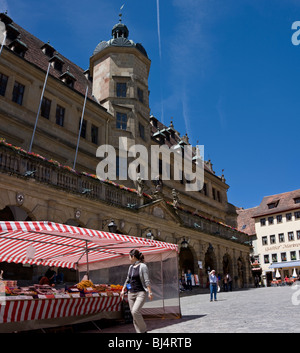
[89,14,151,152]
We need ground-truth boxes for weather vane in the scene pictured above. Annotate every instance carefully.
[119,3,125,22]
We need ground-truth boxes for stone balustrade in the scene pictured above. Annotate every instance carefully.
[0,144,248,245]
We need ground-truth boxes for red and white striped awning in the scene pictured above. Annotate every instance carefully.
[0,221,178,269]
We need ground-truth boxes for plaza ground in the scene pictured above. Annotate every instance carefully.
[90,285,300,333]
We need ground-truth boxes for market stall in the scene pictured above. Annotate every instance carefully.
[0,221,180,332]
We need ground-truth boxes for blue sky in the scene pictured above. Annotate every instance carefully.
[1,0,300,210]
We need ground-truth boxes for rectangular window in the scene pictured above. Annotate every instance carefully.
[137,87,144,103]
[79,118,87,139]
[281,252,287,262]
[297,230,300,240]
[116,112,127,130]
[116,83,127,97]
[12,81,25,105]
[0,73,8,96]
[212,188,216,200]
[268,216,274,225]
[276,215,282,223]
[290,251,296,261]
[295,211,300,219]
[268,201,279,209]
[288,231,294,241]
[272,254,278,263]
[56,105,65,126]
[260,218,266,226]
[54,61,63,72]
[270,235,276,244]
[262,236,268,245]
[294,198,300,204]
[264,254,270,264]
[286,213,292,221]
[91,125,98,145]
[116,156,120,177]
[41,97,51,119]
[139,123,145,140]
[278,233,285,243]
[203,183,208,196]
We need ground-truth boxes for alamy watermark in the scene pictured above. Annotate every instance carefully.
[291,21,300,45]
[96,137,204,192]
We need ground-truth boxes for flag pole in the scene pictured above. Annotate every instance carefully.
[29,62,51,153]
[73,85,88,170]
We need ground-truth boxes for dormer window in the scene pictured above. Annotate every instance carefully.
[8,38,28,57]
[60,68,76,88]
[268,200,279,209]
[294,197,300,204]
[83,69,92,82]
[150,115,158,128]
[160,128,170,142]
[41,42,55,57]
[0,12,13,25]
[49,54,64,72]
[153,128,166,144]
[6,24,20,41]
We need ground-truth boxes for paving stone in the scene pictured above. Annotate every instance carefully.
[97,285,300,333]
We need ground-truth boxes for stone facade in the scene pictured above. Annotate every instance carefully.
[0,12,252,288]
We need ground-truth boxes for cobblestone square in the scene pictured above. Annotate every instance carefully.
[98,285,300,334]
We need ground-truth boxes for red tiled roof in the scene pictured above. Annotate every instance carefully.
[236,207,258,236]
[3,16,98,104]
[252,189,300,218]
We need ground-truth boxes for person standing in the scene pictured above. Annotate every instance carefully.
[120,249,153,333]
[186,269,192,291]
[223,273,228,292]
[209,270,218,301]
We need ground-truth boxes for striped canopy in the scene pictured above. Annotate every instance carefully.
[0,221,178,269]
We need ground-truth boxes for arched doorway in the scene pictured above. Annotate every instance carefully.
[237,257,245,288]
[204,243,217,273]
[179,247,195,275]
[223,253,233,276]
[0,206,32,221]
[65,219,85,227]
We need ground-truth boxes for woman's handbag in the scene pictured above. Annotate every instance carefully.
[121,299,133,324]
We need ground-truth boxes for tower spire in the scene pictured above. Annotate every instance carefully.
[119,4,125,23]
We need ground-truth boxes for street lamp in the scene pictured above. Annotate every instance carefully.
[108,220,117,233]
[141,227,155,240]
[181,238,189,248]
[102,219,118,233]
[146,230,154,240]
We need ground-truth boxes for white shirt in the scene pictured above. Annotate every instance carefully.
[209,274,218,284]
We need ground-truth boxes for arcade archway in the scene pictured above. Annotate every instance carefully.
[222,253,233,276]
[0,205,33,221]
[204,243,217,273]
[179,247,195,275]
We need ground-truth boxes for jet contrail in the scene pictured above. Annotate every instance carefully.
[156,0,164,123]
[156,0,162,61]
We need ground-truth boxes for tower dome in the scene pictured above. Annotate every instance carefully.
[93,16,148,58]
[112,22,129,39]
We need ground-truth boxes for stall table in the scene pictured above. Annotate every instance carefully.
[0,294,122,332]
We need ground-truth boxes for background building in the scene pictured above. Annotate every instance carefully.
[237,189,300,286]
[0,12,251,288]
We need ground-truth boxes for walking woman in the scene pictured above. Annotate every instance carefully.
[120,249,153,333]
